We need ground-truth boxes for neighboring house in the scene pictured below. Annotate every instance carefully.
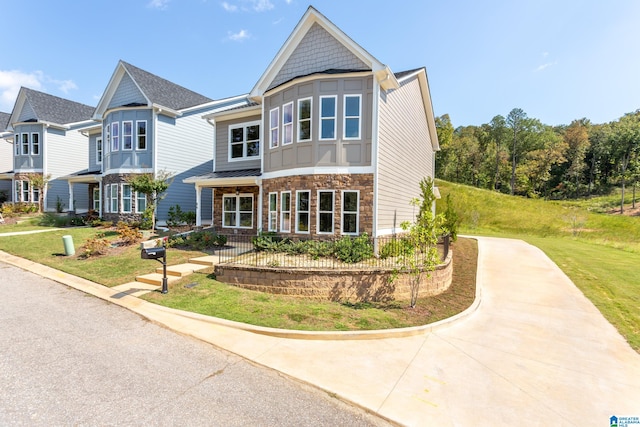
[0,112,13,202]
[2,88,94,211]
[185,6,439,238]
[88,60,248,224]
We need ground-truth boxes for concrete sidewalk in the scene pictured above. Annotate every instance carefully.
[1,237,639,426]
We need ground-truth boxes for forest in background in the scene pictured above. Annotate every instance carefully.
[435,108,640,212]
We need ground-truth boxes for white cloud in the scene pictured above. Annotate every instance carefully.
[251,0,274,12]
[147,0,170,10]
[534,61,557,72]
[227,29,251,41]
[221,1,237,11]
[0,70,44,111]
[50,79,78,94]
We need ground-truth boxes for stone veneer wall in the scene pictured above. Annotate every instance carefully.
[102,173,143,223]
[215,250,452,303]
[261,174,374,237]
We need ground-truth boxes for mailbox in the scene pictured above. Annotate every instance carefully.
[141,247,166,260]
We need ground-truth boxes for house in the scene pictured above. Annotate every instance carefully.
[1,88,95,211]
[0,112,13,203]
[184,6,439,238]
[87,60,249,224]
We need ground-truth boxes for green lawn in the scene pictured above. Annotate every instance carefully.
[437,180,640,352]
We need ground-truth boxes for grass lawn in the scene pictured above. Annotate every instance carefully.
[141,237,477,331]
[437,180,640,352]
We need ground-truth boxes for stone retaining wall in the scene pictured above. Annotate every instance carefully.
[215,250,453,303]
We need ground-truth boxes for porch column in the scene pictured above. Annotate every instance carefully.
[195,185,202,227]
[68,183,74,213]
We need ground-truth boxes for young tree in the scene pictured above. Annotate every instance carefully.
[28,174,51,213]
[506,108,527,195]
[488,115,509,191]
[126,170,174,228]
[563,119,591,197]
[610,111,640,213]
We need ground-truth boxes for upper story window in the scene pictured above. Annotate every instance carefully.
[21,134,29,155]
[282,102,293,145]
[137,121,147,150]
[320,96,336,140]
[229,121,260,161]
[14,135,19,156]
[122,121,133,150]
[269,108,279,149]
[111,122,119,151]
[96,137,103,164]
[344,95,361,140]
[298,98,312,142]
[106,126,110,154]
[31,133,39,155]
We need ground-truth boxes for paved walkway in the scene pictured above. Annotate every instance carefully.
[1,236,639,426]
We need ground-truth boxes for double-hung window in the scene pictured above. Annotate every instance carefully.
[110,184,118,213]
[320,96,336,140]
[93,188,101,212]
[21,134,29,155]
[280,192,291,233]
[342,191,359,235]
[32,187,40,203]
[96,137,103,164]
[14,134,19,155]
[122,121,133,150]
[317,190,334,234]
[269,108,279,148]
[137,121,147,150]
[282,102,293,145]
[297,98,312,142]
[21,180,30,202]
[268,192,278,232]
[223,194,253,228]
[111,122,119,151]
[344,95,361,139]
[296,190,310,233]
[122,184,132,213]
[31,133,39,155]
[229,122,260,160]
[136,192,146,213]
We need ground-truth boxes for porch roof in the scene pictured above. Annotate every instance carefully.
[61,170,102,184]
[183,168,261,187]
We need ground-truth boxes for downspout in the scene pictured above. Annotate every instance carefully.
[42,124,49,212]
[371,79,381,240]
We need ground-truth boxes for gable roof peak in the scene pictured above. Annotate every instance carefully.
[9,87,95,128]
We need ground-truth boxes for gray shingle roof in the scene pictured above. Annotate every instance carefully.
[394,68,424,80]
[121,61,213,110]
[20,88,95,125]
[0,111,10,132]
[189,169,262,180]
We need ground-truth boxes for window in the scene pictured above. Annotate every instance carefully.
[280,192,291,233]
[31,133,39,155]
[22,134,29,155]
[32,187,40,203]
[317,190,334,234]
[320,96,336,140]
[296,190,310,233]
[282,102,293,145]
[298,98,312,142]
[344,95,361,139]
[269,108,279,149]
[106,125,110,153]
[122,121,133,150]
[342,191,359,235]
[14,181,19,202]
[229,122,260,160]
[268,192,278,232]
[93,188,100,212]
[110,184,118,213]
[223,194,253,228]
[136,192,146,213]
[111,122,119,151]
[96,137,103,164]
[137,121,147,150]
[22,180,30,202]
[122,184,132,213]
[14,135,19,155]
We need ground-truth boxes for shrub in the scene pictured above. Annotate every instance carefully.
[333,233,374,263]
[116,221,142,245]
[252,232,287,252]
[379,238,414,259]
[442,193,460,241]
[140,207,154,230]
[168,231,226,250]
[79,233,111,258]
[167,205,197,228]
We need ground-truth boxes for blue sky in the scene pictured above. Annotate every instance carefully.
[1,0,639,127]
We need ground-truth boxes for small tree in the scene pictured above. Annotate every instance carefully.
[397,177,445,308]
[28,174,51,213]
[126,170,174,229]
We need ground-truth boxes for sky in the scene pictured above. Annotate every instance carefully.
[1,0,639,128]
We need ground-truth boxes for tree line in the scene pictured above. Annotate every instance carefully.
[435,108,640,212]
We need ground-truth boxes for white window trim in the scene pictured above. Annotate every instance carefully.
[269,108,279,149]
[110,184,118,213]
[297,97,312,143]
[282,102,293,145]
[122,121,133,151]
[14,134,19,156]
[343,94,362,140]
[93,188,101,211]
[96,137,103,164]
[268,192,278,232]
[319,95,337,141]
[21,133,29,155]
[31,133,39,155]
[111,122,120,152]
[121,183,132,213]
[316,190,335,235]
[222,194,254,229]
[136,120,147,150]
[280,191,291,233]
[228,120,261,162]
[341,190,360,235]
[295,190,311,234]
[135,191,146,213]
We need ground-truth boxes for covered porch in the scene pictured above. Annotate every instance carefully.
[62,171,102,215]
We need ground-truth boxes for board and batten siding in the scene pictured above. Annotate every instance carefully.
[377,76,434,234]
[214,114,262,173]
[155,108,215,223]
[108,73,147,109]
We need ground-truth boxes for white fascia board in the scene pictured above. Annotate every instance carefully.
[152,104,181,118]
[184,94,250,115]
[183,176,260,187]
[203,105,262,122]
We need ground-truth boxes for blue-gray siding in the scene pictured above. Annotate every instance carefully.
[108,73,147,109]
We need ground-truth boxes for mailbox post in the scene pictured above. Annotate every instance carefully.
[141,241,168,294]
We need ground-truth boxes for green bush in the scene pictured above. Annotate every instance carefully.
[333,233,374,263]
[379,238,414,259]
[442,193,460,241]
[167,205,197,228]
[168,231,226,250]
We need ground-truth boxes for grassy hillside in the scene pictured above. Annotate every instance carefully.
[436,180,640,351]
